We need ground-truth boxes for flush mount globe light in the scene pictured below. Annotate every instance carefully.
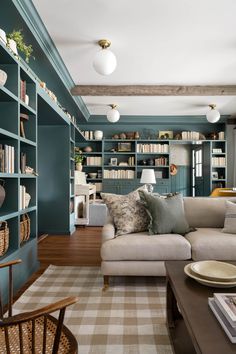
[206,104,220,123]
[93,39,117,75]
[107,104,120,123]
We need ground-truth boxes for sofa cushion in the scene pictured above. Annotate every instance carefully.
[139,191,191,235]
[183,197,236,228]
[101,186,149,236]
[222,201,236,234]
[101,232,191,261]
[186,228,236,261]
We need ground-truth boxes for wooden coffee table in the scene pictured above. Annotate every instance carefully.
[165,261,236,354]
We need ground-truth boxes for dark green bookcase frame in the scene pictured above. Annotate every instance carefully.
[0,39,83,303]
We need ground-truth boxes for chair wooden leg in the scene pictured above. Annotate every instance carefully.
[102,275,109,291]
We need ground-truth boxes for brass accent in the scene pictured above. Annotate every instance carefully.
[109,104,117,109]
[98,39,111,49]
[209,104,216,110]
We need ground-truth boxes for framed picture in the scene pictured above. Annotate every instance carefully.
[212,171,218,180]
[155,171,163,179]
[118,142,131,152]
[159,131,173,139]
[110,158,117,166]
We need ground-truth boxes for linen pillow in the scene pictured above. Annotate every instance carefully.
[101,186,149,236]
[222,201,236,234]
[139,190,191,235]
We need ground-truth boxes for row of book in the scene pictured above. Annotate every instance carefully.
[154,157,169,166]
[19,185,29,210]
[128,156,135,166]
[86,156,102,166]
[181,131,201,140]
[212,157,226,167]
[103,169,135,179]
[82,131,95,140]
[0,144,15,173]
[209,293,236,343]
[137,144,169,153]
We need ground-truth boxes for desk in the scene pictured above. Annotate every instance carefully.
[75,184,96,225]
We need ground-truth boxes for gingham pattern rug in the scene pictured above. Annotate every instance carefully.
[13,265,173,354]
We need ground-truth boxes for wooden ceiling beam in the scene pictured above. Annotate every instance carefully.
[71,85,236,96]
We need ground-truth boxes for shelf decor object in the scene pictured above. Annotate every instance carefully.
[94,130,103,140]
[93,39,117,75]
[0,69,7,86]
[20,214,30,244]
[140,169,156,193]
[107,104,120,123]
[206,104,220,123]
[0,179,6,208]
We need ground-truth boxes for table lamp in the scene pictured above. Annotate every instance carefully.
[140,169,156,193]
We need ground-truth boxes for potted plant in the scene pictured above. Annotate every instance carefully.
[75,154,85,171]
[7,29,33,62]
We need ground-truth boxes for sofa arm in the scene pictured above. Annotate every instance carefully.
[102,217,116,243]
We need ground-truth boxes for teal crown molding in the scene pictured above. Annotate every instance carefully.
[87,115,229,125]
[12,0,90,121]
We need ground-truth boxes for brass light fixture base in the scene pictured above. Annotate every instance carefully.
[109,104,117,109]
[98,39,111,49]
[209,104,216,110]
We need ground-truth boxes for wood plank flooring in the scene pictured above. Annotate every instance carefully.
[15,226,102,301]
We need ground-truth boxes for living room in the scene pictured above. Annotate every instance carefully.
[0,1,236,353]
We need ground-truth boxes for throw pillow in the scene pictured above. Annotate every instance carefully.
[138,190,191,235]
[101,186,150,236]
[222,201,236,234]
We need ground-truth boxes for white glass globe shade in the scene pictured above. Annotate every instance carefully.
[93,49,117,75]
[107,108,120,123]
[206,109,220,123]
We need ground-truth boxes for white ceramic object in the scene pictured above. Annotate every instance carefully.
[0,69,7,86]
[184,263,236,288]
[88,173,97,179]
[94,130,103,140]
[8,39,18,55]
[0,29,7,44]
[25,193,31,208]
[191,261,236,282]
[24,94,29,105]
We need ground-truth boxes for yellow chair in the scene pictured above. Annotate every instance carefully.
[210,188,236,197]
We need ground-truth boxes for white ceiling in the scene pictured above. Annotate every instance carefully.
[33,0,236,117]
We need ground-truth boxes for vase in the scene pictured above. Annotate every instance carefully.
[0,69,7,86]
[76,163,83,171]
[8,39,18,55]
[0,180,6,208]
[94,130,103,140]
[134,131,140,139]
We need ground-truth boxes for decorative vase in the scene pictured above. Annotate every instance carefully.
[8,39,18,55]
[83,146,92,152]
[0,29,7,44]
[0,180,6,208]
[94,130,103,140]
[134,131,140,139]
[76,163,83,171]
[0,69,7,86]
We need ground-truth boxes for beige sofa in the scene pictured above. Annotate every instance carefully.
[101,197,236,285]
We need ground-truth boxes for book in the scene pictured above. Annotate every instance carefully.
[208,298,236,343]
[214,293,236,328]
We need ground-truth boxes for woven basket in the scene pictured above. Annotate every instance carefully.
[20,214,30,244]
[0,221,9,256]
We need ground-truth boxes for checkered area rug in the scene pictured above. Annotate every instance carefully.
[13,265,173,354]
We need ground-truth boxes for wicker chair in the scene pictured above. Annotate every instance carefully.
[0,259,78,353]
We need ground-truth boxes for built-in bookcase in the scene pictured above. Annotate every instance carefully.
[0,40,38,302]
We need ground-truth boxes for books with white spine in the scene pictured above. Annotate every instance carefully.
[214,293,236,328]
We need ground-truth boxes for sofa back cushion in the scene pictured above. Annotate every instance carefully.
[183,197,236,228]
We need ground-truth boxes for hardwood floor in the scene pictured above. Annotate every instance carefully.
[15,226,102,301]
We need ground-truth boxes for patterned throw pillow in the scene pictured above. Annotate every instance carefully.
[101,186,150,236]
[222,201,236,234]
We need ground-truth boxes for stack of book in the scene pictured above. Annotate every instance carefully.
[208,293,236,343]
[86,156,102,166]
[20,185,27,209]
[212,157,226,167]
[0,144,15,173]
[137,143,169,153]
